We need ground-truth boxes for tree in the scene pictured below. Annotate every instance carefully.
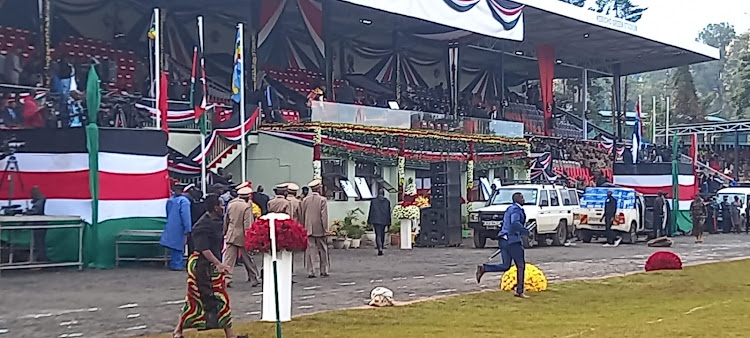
[589,0,647,22]
[560,0,586,6]
[692,23,736,114]
[670,66,704,124]
[730,43,750,119]
[726,33,750,119]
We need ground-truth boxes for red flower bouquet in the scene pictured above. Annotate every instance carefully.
[645,251,682,272]
[245,218,308,253]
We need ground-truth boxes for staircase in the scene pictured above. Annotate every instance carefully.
[680,154,733,182]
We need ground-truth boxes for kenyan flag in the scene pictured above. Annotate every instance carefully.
[0,128,170,268]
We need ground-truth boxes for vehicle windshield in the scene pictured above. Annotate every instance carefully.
[717,193,746,205]
[490,188,537,206]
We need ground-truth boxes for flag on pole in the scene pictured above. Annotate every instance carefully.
[231,29,243,104]
[148,12,157,40]
[190,47,207,133]
[158,71,169,134]
[85,65,101,262]
[631,100,642,163]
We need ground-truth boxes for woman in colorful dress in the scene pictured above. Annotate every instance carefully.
[173,194,241,338]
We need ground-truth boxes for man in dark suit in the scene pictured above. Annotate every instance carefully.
[601,190,620,247]
[252,185,270,216]
[475,192,530,299]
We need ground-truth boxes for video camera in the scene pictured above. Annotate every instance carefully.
[0,135,24,161]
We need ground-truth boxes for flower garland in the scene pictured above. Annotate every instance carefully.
[397,155,405,192]
[392,204,420,221]
[245,218,308,253]
[500,263,548,292]
[312,126,322,180]
[466,159,475,190]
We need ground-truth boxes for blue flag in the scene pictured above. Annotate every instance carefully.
[231,28,242,103]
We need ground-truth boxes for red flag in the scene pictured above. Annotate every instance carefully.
[159,71,169,134]
[537,45,555,137]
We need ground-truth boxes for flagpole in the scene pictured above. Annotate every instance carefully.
[198,16,207,195]
[239,23,247,182]
[665,96,670,146]
[651,96,656,144]
[154,8,161,131]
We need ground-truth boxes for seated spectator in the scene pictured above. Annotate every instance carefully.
[0,98,20,127]
[22,90,44,128]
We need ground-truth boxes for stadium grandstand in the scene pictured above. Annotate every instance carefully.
[0,0,725,194]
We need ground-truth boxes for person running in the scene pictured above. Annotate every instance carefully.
[475,192,530,299]
[173,195,244,338]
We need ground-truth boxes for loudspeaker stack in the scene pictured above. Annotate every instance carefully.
[417,162,463,247]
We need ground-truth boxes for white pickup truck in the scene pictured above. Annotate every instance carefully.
[573,187,646,244]
[468,184,580,248]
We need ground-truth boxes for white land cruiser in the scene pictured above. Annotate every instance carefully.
[468,184,580,248]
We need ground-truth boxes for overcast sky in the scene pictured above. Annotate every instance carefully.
[645,0,750,39]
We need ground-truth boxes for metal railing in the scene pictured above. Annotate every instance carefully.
[309,101,525,138]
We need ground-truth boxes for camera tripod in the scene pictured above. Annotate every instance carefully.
[0,154,25,214]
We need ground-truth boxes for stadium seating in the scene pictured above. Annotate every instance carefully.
[0,26,34,59]
[54,36,136,90]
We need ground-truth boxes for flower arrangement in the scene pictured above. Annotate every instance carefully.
[466,160,475,189]
[245,218,308,253]
[500,263,548,292]
[397,156,405,189]
[393,204,420,221]
[404,178,417,196]
[645,251,682,272]
[252,203,261,218]
[414,195,430,208]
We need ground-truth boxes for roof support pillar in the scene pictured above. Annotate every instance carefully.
[322,0,333,94]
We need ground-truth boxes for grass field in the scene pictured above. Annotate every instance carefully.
[151,260,750,338]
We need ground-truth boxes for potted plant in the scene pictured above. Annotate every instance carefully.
[331,208,365,249]
[329,220,347,249]
[346,225,364,249]
[245,216,308,322]
[388,223,401,247]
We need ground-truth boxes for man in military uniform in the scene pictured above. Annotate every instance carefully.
[285,183,302,222]
[268,184,291,215]
[301,179,329,278]
[223,187,260,287]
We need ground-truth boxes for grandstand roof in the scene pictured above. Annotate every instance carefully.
[335,0,719,77]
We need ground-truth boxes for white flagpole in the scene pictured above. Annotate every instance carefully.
[154,8,161,131]
[651,96,656,144]
[239,23,247,182]
[665,96,670,146]
[198,16,207,195]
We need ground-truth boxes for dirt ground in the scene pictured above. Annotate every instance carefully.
[1,234,750,338]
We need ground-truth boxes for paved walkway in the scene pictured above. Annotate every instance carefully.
[2,234,750,337]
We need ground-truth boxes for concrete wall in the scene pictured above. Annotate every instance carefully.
[227,133,314,191]
[168,131,202,156]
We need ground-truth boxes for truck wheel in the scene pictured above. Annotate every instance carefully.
[579,229,593,243]
[551,220,567,246]
[626,221,638,244]
[473,231,487,248]
[522,225,537,249]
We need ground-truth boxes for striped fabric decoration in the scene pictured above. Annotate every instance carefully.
[613,163,696,209]
[0,128,169,224]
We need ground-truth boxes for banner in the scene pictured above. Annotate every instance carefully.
[340,0,524,41]
[537,45,554,136]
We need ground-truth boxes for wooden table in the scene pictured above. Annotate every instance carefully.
[0,215,84,275]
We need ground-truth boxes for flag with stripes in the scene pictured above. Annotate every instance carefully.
[0,128,170,268]
[529,152,557,182]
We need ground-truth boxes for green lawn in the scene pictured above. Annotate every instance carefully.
[153,260,750,338]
